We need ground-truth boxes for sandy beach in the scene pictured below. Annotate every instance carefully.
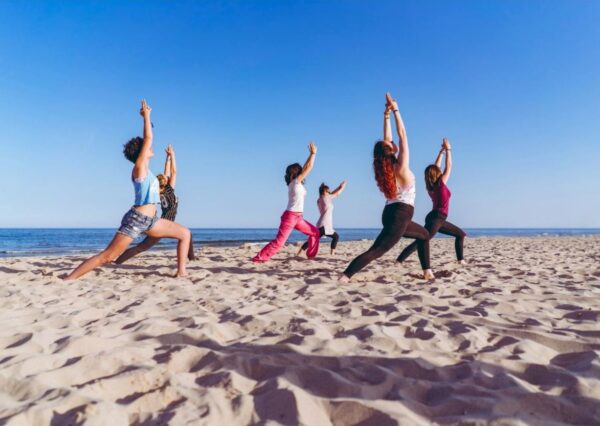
[1,236,599,425]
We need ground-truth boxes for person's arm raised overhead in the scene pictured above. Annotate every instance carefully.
[441,138,452,184]
[167,144,177,188]
[330,180,347,198]
[163,148,171,178]
[296,142,317,182]
[386,92,412,183]
[133,99,153,180]
[383,102,393,142]
[434,142,445,169]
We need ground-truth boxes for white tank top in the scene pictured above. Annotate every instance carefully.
[386,172,416,206]
[316,194,334,235]
[286,178,307,212]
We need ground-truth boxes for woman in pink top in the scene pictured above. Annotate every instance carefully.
[397,138,466,264]
[253,143,321,262]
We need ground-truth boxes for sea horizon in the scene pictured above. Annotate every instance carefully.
[2,227,599,258]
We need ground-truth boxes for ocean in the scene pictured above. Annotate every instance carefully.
[0,228,599,258]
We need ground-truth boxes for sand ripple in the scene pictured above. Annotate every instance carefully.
[1,236,600,425]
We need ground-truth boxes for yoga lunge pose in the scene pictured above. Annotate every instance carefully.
[64,100,191,280]
[397,138,466,265]
[297,180,347,256]
[253,143,321,262]
[115,144,195,264]
[340,93,434,282]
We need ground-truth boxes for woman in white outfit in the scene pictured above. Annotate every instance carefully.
[298,180,347,256]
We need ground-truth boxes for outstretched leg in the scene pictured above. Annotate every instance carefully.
[64,233,134,280]
[397,211,443,263]
[438,220,466,261]
[342,204,411,279]
[145,219,191,277]
[253,212,299,262]
[115,236,161,264]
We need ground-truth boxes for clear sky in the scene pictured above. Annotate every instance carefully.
[1,1,599,228]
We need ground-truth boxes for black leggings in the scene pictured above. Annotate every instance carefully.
[301,226,339,251]
[343,202,430,278]
[398,210,465,262]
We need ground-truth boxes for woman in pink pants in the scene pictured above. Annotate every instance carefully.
[253,143,321,262]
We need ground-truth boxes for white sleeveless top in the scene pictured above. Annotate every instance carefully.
[385,172,416,206]
[316,194,334,235]
[286,178,307,212]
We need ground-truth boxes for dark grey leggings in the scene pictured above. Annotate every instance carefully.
[398,210,465,262]
[343,202,430,278]
[301,226,339,251]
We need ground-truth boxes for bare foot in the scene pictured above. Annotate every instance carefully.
[175,271,188,278]
[423,269,435,280]
[338,274,350,284]
[330,249,336,256]
[458,260,467,266]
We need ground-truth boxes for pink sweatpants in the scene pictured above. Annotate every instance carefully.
[253,211,320,262]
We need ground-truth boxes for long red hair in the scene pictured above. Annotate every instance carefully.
[373,141,397,199]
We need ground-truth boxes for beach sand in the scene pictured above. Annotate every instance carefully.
[1,236,599,425]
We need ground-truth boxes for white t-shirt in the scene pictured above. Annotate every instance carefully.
[286,178,307,212]
[316,194,334,235]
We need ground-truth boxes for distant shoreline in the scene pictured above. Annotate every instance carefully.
[1,231,599,258]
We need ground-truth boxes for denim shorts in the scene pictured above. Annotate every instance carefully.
[117,208,159,239]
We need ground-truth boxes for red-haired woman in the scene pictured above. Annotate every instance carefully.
[253,143,321,262]
[397,138,466,265]
[340,93,434,282]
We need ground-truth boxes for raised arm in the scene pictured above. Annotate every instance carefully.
[167,144,177,188]
[383,104,392,142]
[133,99,153,179]
[441,138,452,183]
[163,151,171,177]
[296,142,317,182]
[386,92,412,182]
[434,146,444,169]
[330,180,347,198]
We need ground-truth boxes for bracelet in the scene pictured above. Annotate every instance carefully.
[393,109,399,113]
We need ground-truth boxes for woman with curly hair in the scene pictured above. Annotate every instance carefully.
[253,143,321,262]
[340,93,433,282]
[114,144,196,264]
[397,138,466,265]
[64,100,191,280]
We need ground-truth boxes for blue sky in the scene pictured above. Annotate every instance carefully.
[1,1,599,228]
